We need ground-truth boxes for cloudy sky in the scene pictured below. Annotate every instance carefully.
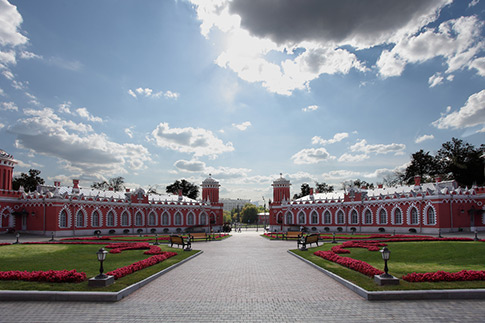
[0,0,484,204]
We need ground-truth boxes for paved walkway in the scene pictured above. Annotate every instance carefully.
[1,230,485,322]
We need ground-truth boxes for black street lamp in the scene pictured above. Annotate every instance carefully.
[331,232,337,244]
[14,232,20,244]
[95,248,108,279]
[154,233,160,245]
[380,247,393,278]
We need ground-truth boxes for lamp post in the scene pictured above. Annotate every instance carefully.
[379,247,393,278]
[49,231,55,242]
[14,232,20,244]
[96,248,108,279]
[154,233,160,245]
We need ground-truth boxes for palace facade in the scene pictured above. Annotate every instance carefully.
[268,174,485,234]
[0,149,223,237]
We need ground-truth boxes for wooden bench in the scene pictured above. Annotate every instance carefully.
[170,235,191,249]
[297,233,319,250]
[285,231,302,240]
[189,232,209,242]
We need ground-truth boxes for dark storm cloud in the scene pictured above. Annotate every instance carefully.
[229,0,451,46]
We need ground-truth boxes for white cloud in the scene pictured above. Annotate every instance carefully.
[378,16,485,78]
[127,89,137,98]
[19,51,42,60]
[124,127,134,138]
[128,87,179,100]
[321,170,362,181]
[75,107,103,123]
[470,57,485,77]
[338,153,369,163]
[0,50,16,66]
[0,122,4,129]
[302,105,318,112]
[432,89,485,130]
[2,69,14,80]
[164,90,180,99]
[1,101,18,111]
[469,0,480,7]
[291,147,335,164]
[190,0,455,95]
[415,134,435,143]
[174,159,206,172]
[312,132,348,145]
[0,0,28,47]
[151,122,234,158]
[8,108,152,177]
[350,139,406,155]
[232,121,251,131]
[0,88,4,96]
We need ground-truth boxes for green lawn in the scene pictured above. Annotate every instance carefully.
[292,241,485,291]
[0,244,198,292]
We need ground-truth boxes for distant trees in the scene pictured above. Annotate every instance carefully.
[166,179,199,199]
[293,182,334,199]
[92,176,125,192]
[402,138,484,187]
[241,203,259,224]
[12,169,45,192]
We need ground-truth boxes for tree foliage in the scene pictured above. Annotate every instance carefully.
[241,203,259,224]
[91,177,125,192]
[12,169,45,192]
[403,138,484,187]
[166,179,199,199]
[315,181,334,193]
[293,183,310,199]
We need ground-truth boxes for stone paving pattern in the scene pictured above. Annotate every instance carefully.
[1,230,485,322]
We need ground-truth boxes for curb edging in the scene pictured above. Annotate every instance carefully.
[0,250,203,302]
[288,250,485,301]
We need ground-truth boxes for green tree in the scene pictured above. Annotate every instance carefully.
[293,183,310,199]
[12,169,45,192]
[403,150,440,184]
[223,210,232,223]
[436,138,484,186]
[315,181,334,193]
[166,179,199,199]
[241,203,259,224]
[92,176,125,191]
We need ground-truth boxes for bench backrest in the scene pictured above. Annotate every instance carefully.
[287,231,302,237]
[191,233,206,238]
[170,235,184,244]
[305,234,319,243]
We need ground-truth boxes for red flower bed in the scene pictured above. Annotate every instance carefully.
[402,270,485,282]
[143,245,164,255]
[314,250,383,277]
[22,241,107,245]
[0,269,86,283]
[107,252,177,279]
[105,242,151,253]
[330,245,350,254]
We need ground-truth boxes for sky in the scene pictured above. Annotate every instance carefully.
[0,0,484,205]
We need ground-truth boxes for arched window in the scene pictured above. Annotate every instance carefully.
[200,213,206,225]
[311,211,318,224]
[364,209,372,224]
[107,211,115,226]
[60,210,68,228]
[175,212,182,226]
[286,212,293,225]
[148,212,156,226]
[337,210,344,224]
[394,208,402,225]
[323,210,331,224]
[187,213,195,226]
[350,210,358,224]
[427,207,435,225]
[76,210,84,227]
[135,212,143,226]
[92,211,100,227]
[379,209,387,224]
[121,212,129,226]
[298,212,305,224]
[410,207,418,225]
[162,213,169,225]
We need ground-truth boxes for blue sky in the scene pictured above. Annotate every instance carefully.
[0,0,484,204]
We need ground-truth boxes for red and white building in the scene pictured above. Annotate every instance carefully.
[269,174,485,234]
[0,149,223,237]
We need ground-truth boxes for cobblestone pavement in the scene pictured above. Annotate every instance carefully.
[1,230,485,322]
